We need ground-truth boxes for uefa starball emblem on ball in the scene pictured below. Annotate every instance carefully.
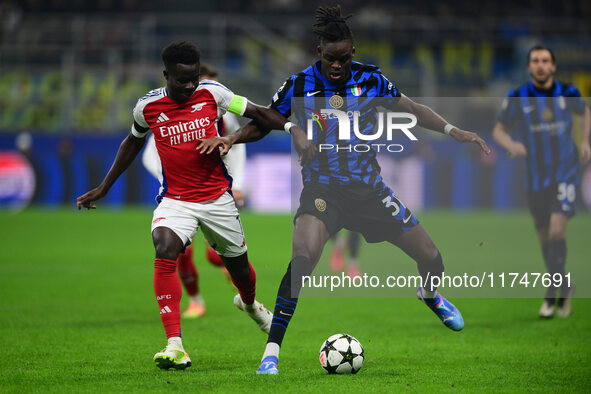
[319,334,364,374]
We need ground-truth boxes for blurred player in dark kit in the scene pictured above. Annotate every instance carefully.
[493,45,590,318]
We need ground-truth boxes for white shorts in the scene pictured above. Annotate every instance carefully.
[151,192,247,258]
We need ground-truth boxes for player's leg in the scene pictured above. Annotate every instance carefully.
[177,245,206,318]
[345,231,362,278]
[205,241,224,267]
[218,252,272,332]
[197,192,272,332]
[527,188,566,318]
[547,213,572,317]
[204,240,232,283]
[330,232,346,272]
[152,226,192,369]
[534,226,556,317]
[257,214,331,374]
[389,223,464,331]
[150,199,197,369]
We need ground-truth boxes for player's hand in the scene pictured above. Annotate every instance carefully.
[291,125,317,166]
[76,186,107,210]
[197,136,233,155]
[449,128,491,154]
[508,141,527,158]
[233,190,246,210]
[580,141,591,164]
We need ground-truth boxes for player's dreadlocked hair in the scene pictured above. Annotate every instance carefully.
[312,5,353,44]
[161,41,200,67]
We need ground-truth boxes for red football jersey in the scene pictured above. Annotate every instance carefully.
[132,81,246,203]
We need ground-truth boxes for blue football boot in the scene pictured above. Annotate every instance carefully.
[256,355,279,375]
[417,287,464,331]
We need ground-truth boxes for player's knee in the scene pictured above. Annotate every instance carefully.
[222,253,250,280]
[292,240,322,264]
[547,230,566,242]
[421,240,439,263]
[153,238,182,260]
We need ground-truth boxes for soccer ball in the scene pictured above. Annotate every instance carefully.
[318,333,364,374]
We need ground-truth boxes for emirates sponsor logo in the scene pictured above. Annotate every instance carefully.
[158,117,211,138]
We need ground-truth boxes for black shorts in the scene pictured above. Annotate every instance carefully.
[295,181,419,243]
[526,182,576,229]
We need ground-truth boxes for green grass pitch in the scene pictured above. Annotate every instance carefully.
[1,208,590,392]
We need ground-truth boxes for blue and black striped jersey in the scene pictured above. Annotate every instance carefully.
[271,60,401,195]
[498,80,586,192]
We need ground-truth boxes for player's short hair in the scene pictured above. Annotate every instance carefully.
[527,45,556,64]
[199,63,218,78]
[312,5,353,45]
[161,41,200,68]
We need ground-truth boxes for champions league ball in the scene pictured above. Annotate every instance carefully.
[319,334,364,374]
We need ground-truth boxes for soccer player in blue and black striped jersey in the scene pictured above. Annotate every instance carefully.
[493,46,591,319]
[199,5,490,374]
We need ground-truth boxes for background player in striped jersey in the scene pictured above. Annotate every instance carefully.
[493,45,591,318]
[76,41,313,370]
[199,5,490,375]
[141,63,245,319]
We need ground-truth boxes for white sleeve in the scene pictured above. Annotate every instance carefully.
[200,80,247,118]
[141,135,163,183]
[132,99,150,138]
[221,113,246,190]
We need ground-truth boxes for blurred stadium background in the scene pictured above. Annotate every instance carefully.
[1,0,590,211]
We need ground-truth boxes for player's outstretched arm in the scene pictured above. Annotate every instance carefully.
[196,121,268,156]
[243,102,316,165]
[76,133,146,210]
[492,121,527,158]
[231,121,272,144]
[396,95,490,154]
[198,104,317,165]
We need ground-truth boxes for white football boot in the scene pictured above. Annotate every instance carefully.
[233,294,272,334]
[557,285,574,318]
[538,300,555,318]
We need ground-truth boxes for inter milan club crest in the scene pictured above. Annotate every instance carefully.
[315,198,327,212]
[542,107,554,122]
[329,94,344,109]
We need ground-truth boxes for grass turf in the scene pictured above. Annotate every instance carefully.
[0,208,590,392]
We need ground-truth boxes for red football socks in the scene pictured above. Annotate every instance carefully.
[231,262,257,305]
[177,246,199,296]
[154,258,182,338]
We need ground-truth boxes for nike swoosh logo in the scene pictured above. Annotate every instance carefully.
[403,214,412,224]
[306,91,321,96]
[279,310,293,316]
[443,316,453,322]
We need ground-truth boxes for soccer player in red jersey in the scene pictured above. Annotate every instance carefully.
[141,64,243,319]
[76,41,313,370]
